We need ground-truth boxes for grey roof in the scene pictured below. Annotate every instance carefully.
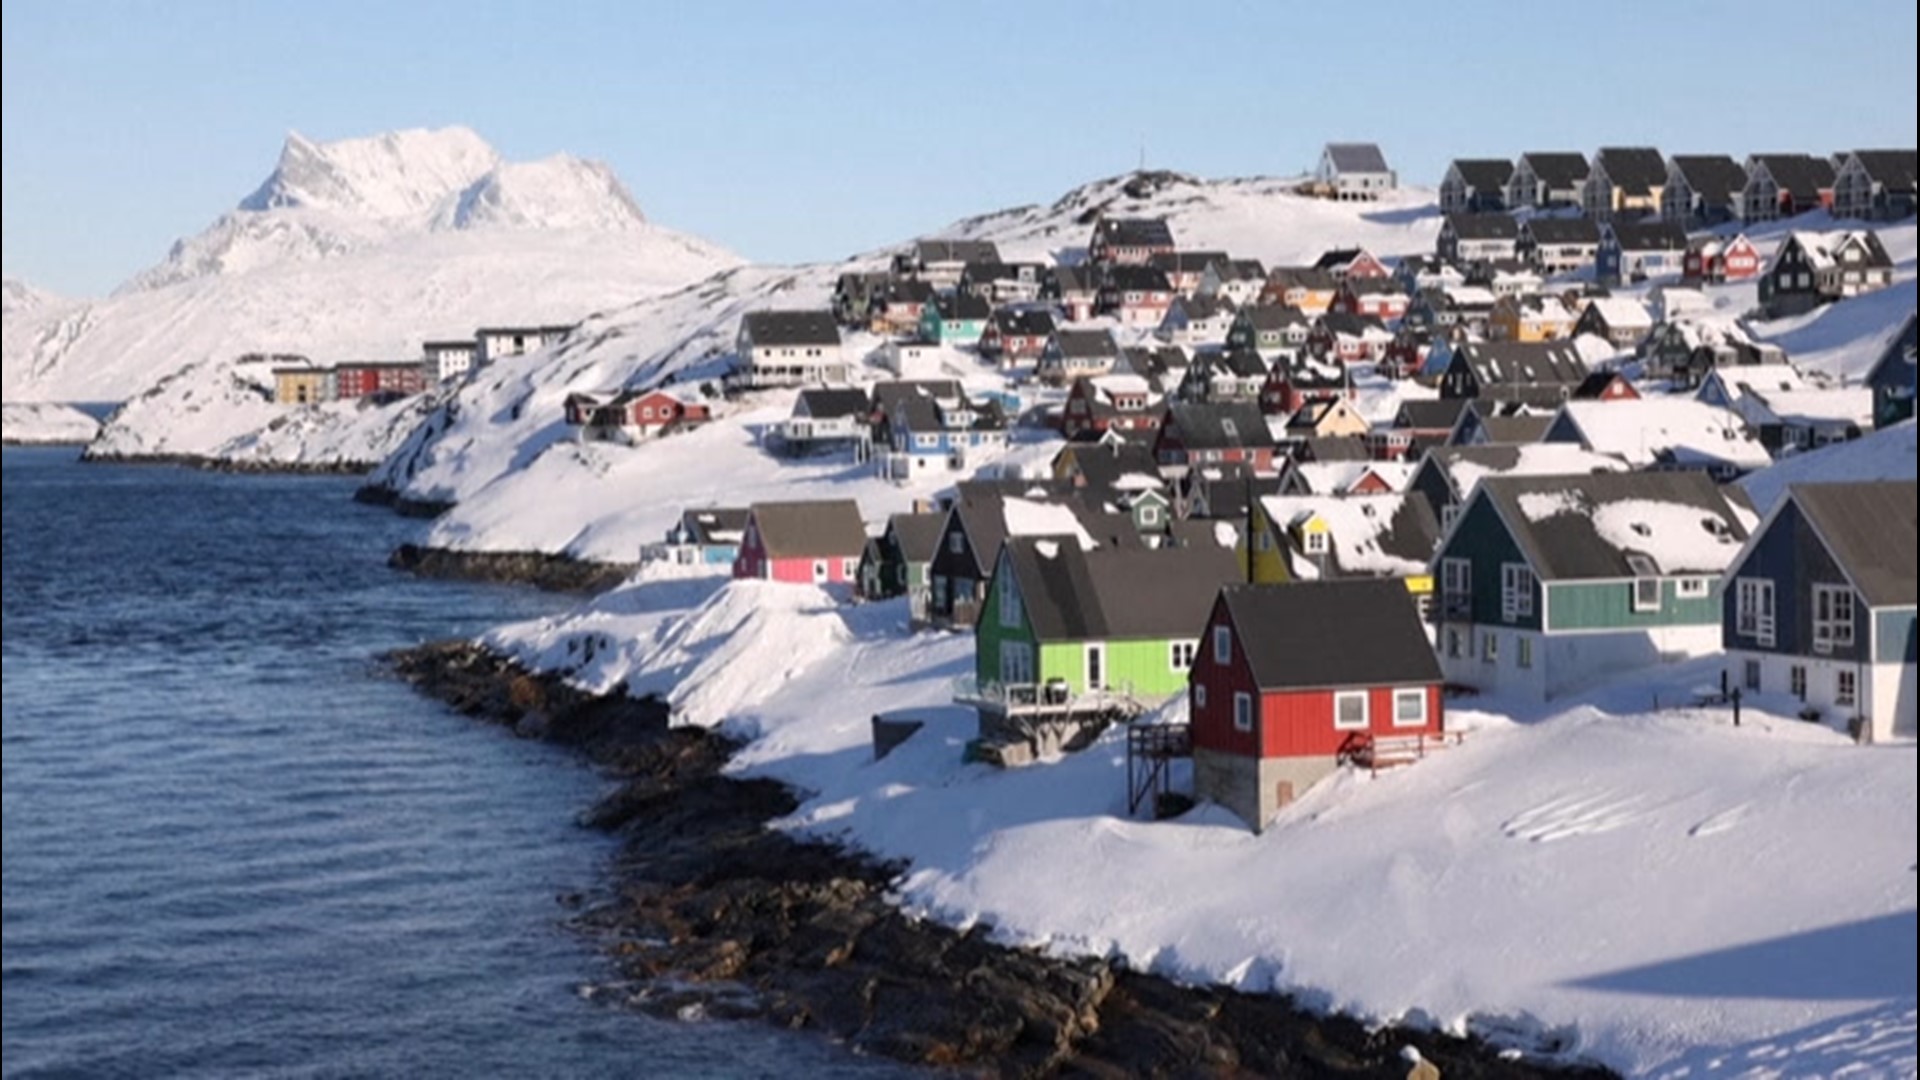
[1053,328,1119,359]
[1458,341,1592,387]
[1059,439,1164,501]
[1788,481,1916,607]
[1003,537,1242,643]
[1421,444,1620,496]
[1520,153,1591,189]
[1174,293,1233,320]
[1450,158,1515,191]
[1314,311,1387,337]
[1324,142,1392,174]
[748,499,868,559]
[1395,398,1473,431]
[1750,154,1837,200]
[1848,149,1918,191]
[1242,303,1311,331]
[1446,212,1522,240]
[1669,155,1748,205]
[991,307,1057,337]
[1298,436,1369,462]
[886,511,949,564]
[1094,217,1176,249]
[1211,258,1269,282]
[1593,147,1668,196]
[948,482,1135,578]
[1523,216,1602,245]
[797,387,872,419]
[1267,267,1341,292]
[1165,401,1276,451]
[879,279,937,304]
[914,238,1001,264]
[1313,247,1371,271]
[1606,219,1689,252]
[1341,277,1408,298]
[931,292,992,320]
[1049,264,1103,293]
[1102,265,1175,292]
[1475,415,1553,444]
[681,506,751,544]
[1478,472,1750,580]
[1150,250,1231,274]
[871,379,962,415]
[1222,581,1442,691]
[743,309,841,347]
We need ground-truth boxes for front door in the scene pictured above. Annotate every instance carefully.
[1086,643,1105,691]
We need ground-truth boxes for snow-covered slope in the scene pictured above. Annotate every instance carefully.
[2,401,100,445]
[486,577,1916,1080]
[1738,420,1917,512]
[2,126,740,407]
[3,277,69,317]
[371,173,1444,557]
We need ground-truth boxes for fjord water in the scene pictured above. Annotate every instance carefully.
[1,449,899,1078]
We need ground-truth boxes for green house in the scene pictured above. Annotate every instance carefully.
[1433,471,1753,701]
[918,293,990,346]
[856,511,946,614]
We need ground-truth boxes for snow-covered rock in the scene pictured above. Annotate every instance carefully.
[1,401,100,445]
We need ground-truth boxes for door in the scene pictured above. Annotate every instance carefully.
[1086,643,1105,691]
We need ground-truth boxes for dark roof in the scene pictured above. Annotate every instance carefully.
[914,238,1001,264]
[948,483,1133,578]
[1059,439,1164,501]
[1267,267,1341,292]
[1868,311,1917,385]
[1477,472,1750,580]
[1750,154,1837,200]
[1242,303,1311,332]
[1298,436,1370,462]
[879,279,937,304]
[1222,581,1442,691]
[1446,212,1522,240]
[1049,264,1102,293]
[1573,371,1633,398]
[681,506,751,544]
[1593,147,1668,196]
[1341,277,1408,298]
[1669,155,1748,205]
[797,387,872,419]
[1520,153,1591,189]
[1053,328,1119,359]
[1523,216,1602,245]
[743,310,841,347]
[1102,265,1175,292]
[1181,466,1286,519]
[1395,398,1473,431]
[931,292,992,320]
[1847,149,1918,191]
[1212,258,1268,282]
[1788,481,1916,607]
[1324,143,1392,174]
[1450,158,1514,191]
[1166,401,1276,451]
[1605,219,1689,252]
[748,500,868,559]
[1313,247,1371,271]
[1457,341,1591,387]
[1174,293,1233,320]
[1475,415,1553,444]
[1314,311,1387,337]
[871,379,962,415]
[1212,348,1269,378]
[1150,250,1231,274]
[1003,538,1242,642]
[1094,217,1176,249]
[886,512,949,564]
[1421,444,1621,496]
[991,307,1057,337]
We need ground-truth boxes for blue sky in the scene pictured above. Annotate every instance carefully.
[4,0,1915,296]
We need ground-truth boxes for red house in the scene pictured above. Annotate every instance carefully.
[1313,247,1391,282]
[1328,278,1411,322]
[1061,374,1162,439]
[1190,580,1444,831]
[335,360,428,400]
[604,388,712,437]
[979,308,1057,363]
[1683,234,1762,283]
[1155,401,1280,474]
[733,500,868,584]
[1258,354,1348,417]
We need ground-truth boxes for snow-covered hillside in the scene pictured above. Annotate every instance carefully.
[2,401,100,445]
[2,126,740,406]
[484,573,1916,1079]
[3,277,69,317]
[371,174,1444,556]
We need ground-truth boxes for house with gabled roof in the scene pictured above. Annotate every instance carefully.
[1440,158,1514,214]
[871,278,938,335]
[926,482,1131,628]
[1090,217,1176,264]
[645,506,752,568]
[1573,296,1654,350]
[1115,345,1190,394]
[856,510,947,614]
[1448,406,1555,449]
[1436,339,1592,402]
[734,310,848,387]
[1158,293,1237,347]
[1596,219,1689,284]
[1407,443,1629,532]
[1044,265,1103,322]
[1260,350,1350,418]
[1641,315,1775,388]
[873,380,1008,472]
[1259,268,1341,314]
[1246,491,1440,601]
[1313,247,1391,282]
[1307,311,1393,364]
[1760,230,1896,316]
[586,387,713,443]
[1866,312,1916,429]
[1682,233,1762,283]
[1052,438,1168,511]
[1284,397,1370,441]
[1198,258,1269,307]
[1544,398,1770,479]
[1489,293,1578,342]
[1329,277,1411,322]
[1036,328,1120,386]
[979,307,1057,365]
[1695,360,1807,414]
[1506,153,1590,210]
[1581,147,1668,219]
[1721,481,1916,742]
[1832,149,1918,221]
[1155,401,1280,474]
[918,292,991,345]
[1433,471,1753,700]
[1225,303,1312,362]
[1438,212,1521,266]
[832,271,892,328]
[1281,460,1415,497]
[1174,348,1267,405]
[958,261,1045,304]
[1312,142,1396,200]
[1191,580,1446,829]
[1661,155,1748,227]
[1517,216,1602,273]
[1572,371,1641,402]
[1150,250,1232,295]
[1062,374,1163,439]
[1096,264,1177,328]
[734,500,869,584]
[894,238,1002,287]
[1741,153,1836,222]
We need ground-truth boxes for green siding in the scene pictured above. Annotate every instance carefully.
[1546,579,1722,631]
[1877,607,1917,664]
[974,569,1035,685]
[1437,495,1541,629]
[1039,642,1084,690]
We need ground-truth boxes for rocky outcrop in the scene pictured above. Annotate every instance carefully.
[386,543,632,593]
[78,450,376,474]
[390,641,1616,1080]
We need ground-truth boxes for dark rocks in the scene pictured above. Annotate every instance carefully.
[386,543,635,593]
[77,450,376,474]
[351,483,453,517]
[389,640,1617,1080]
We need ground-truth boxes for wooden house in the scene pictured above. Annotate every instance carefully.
[1433,472,1752,701]
[958,261,1045,304]
[1329,277,1410,322]
[926,483,1119,628]
[1089,217,1176,265]
[917,292,991,346]
[646,507,751,568]
[733,500,868,584]
[1682,233,1762,283]
[1506,153,1590,210]
[1831,149,1918,221]
[587,387,712,442]
[734,310,848,387]
[1173,349,1267,405]
[856,510,947,614]
[1036,328,1120,386]
[1437,212,1521,266]
[1722,481,1916,742]
[1516,216,1602,274]
[1407,444,1628,532]
[1740,154,1836,223]
[873,380,1008,473]
[1489,294,1578,343]
[1435,339,1591,403]
[1439,158,1513,214]
[1311,143,1396,201]
[1867,312,1916,429]
[1245,492,1440,601]
[778,387,872,454]
[1190,580,1445,829]
[1096,264,1177,328]
[1580,147,1668,219]
[1571,371,1641,402]
[894,239,1001,288]
[1572,297,1654,350]
[1543,398,1769,479]
[1198,258,1269,307]
[1759,230,1896,317]
[1307,312,1392,364]
[1661,155,1747,227]
[1045,265,1103,322]
[979,307,1057,365]
[1284,397,1370,440]
[1259,352,1349,418]
[1224,303,1312,362]
[1157,293,1237,347]
[1062,374,1163,439]
[1313,247,1390,282]
[1155,401,1280,474]
[1258,268,1340,314]
[872,279,936,335]
[1595,219,1689,284]
[1150,251,1232,295]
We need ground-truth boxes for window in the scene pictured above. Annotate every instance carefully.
[1501,563,1534,621]
[1303,529,1329,555]
[1442,557,1472,605]
[1393,688,1427,727]
[1789,664,1807,699]
[1482,632,1499,664]
[812,560,829,583]
[1194,683,1207,711]
[1836,670,1857,709]
[1442,504,1462,531]
[998,570,1023,629]
[1736,579,1776,646]
[1255,529,1273,552]
[1743,659,1761,690]
[948,531,965,555]
[1517,636,1533,669]
[1812,585,1855,651]
[842,558,857,578]
[1632,577,1663,613]
[1140,505,1162,527]
[1213,625,1232,664]
[1334,691,1369,730]
[1445,628,1461,658]
[1233,692,1253,732]
[1676,577,1710,599]
[1170,640,1197,670]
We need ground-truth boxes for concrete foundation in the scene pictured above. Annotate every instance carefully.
[1194,747,1339,832]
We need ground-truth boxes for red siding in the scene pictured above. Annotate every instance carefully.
[1189,598,1264,757]
[1259,684,1443,759]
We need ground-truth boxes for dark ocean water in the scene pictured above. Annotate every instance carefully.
[1,448,903,1079]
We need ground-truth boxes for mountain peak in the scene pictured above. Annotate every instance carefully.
[437,154,648,232]
[239,126,502,220]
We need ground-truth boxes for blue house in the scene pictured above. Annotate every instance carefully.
[918,293,991,346]
[1866,312,1916,429]
[649,506,750,567]
[873,380,1009,473]
[1595,219,1690,284]
[1722,480,1916,742]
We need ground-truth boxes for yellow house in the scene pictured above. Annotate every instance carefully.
[1240,494,1438,609]
[274,367,331,405]
[1489,294,1576,342]
[1285,396,1370,439]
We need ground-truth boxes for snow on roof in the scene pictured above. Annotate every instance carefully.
[1441,444,1632,499]
[1670,315,1754,350]
[1442,285,1498,307]
[1590,499,1748,573]
[1703,363,1806,395]
[1260,493,1435,577]
[1001,496,1097,549]
[1584,297,1653,331]
[1747,387,1873,427]
[1090,373,1152,398]
[1739,421,1917,512]
[1112,472,1163,493]
[1558,399,1769,469]
[1290,461,1374,493]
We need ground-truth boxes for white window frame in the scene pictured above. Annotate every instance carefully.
[1501,563,1534,621]
[1333,690,1370,730]
[1736,578,1776,646]
[1392,688,1427,728]
[1232,691,1253,732]
[1790,664,1807,700]
[1194,683,1208,711]
[1169,639,1197,670]
[1676,577,1710,599]
[1812,584,1855,651]
[998,570,1023,629]
[812,560,829,583]
[1836,669,1857,709]
[1213,624,1232,664]
[948,531,965,555]
[1631,577,1663,613]
[1303,529,1329,555]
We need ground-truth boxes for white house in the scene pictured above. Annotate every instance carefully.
[735,310,849,387]
[422,339,476,382]
[475,325,571,367]
[1313,143,1396,201]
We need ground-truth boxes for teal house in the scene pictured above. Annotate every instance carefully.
[918,293,990,346]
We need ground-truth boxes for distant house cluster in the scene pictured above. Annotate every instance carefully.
[271,324,571,407]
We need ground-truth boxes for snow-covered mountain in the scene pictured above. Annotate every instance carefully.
[3,277,68,316]
[2,126,739,404]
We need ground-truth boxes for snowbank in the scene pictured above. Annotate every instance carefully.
[1,402,100,445]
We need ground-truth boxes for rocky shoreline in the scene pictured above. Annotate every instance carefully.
[78,450,378,475]
[390,640,1616,1080]
[387,543,635,593]
[351,483,454,518]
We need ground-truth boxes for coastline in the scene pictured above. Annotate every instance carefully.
[77,449,378,475]
[386,543,635,593]
[389,639,1616,1079]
